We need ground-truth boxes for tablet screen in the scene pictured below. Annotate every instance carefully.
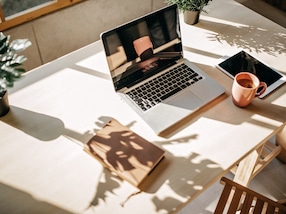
[217,50,286,98]
[218,50,282,86]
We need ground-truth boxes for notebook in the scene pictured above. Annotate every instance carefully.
[101,4,225,135]
[84,118,165,187]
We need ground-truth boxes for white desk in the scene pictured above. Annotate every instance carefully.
[1,0,286,213]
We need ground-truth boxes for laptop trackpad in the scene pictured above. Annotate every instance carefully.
[165,90,202,110]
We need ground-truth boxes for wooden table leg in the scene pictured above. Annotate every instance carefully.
[233,145,263,187]
[276,126,286,163]
[232,126,285,187]
[276,128,286,207]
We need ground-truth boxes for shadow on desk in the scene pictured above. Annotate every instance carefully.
[158,57,286,137]
[1,106,65,141]
[0,106,94,143]
[195,18,286,57]
[88,150,223,213]
[159,88,286,138]
[0,182,71,214]
[1,104,284,212]
[79,118,224,212]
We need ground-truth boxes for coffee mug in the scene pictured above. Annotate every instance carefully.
[231,72,267,107]
[133,36,153,60]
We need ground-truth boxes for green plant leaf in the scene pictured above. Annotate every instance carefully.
[0,32,31,92]
[165,0,212,12]
[10,39,32,52]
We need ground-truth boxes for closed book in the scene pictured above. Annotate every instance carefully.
[84,118,165,187]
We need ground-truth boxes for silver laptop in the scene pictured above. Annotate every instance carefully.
[101,4,225,135]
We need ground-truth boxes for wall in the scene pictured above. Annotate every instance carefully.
[264,0,286,11]
[3,0,167,71]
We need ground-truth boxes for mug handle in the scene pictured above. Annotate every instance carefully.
[255,82,267,97]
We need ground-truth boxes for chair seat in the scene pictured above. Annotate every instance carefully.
[214,177,286,214]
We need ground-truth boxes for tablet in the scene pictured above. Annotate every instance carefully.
[217,50,286,98]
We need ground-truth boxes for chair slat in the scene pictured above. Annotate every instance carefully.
[278,208,286,214]
[265,204,276,214]
[215,177,286,214]
[214,183,233,214]
[240,193,254,213]
[227,188,243,214]
[253,199,264,214]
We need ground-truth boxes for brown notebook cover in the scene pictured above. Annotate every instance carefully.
[84,118,165,187]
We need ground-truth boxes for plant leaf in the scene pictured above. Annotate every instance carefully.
[9,39,32,52]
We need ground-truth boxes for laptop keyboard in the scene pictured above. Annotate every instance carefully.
[126,63,204,111]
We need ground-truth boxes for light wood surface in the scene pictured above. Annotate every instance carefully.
[1,0,285,213]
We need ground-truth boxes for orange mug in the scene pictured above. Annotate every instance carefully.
[231,72,267,107]
[133,36,153,59]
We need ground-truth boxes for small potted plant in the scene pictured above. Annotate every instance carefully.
[166,0,213,25]
[0,32,31,117]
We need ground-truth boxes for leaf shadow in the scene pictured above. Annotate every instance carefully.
[195,18,286,56]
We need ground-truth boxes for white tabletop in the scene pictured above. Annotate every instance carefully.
[1,0,286,213]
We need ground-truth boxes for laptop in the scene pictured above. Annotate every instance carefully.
[101,4,225,135]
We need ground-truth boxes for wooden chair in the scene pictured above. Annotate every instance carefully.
[214,177,286,214]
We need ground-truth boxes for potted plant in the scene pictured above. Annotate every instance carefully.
[166,0,213,25]
[0,32,31,117]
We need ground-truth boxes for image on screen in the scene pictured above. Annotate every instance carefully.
[101,5,182,90]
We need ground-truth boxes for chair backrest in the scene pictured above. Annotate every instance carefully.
[214,177,286,214]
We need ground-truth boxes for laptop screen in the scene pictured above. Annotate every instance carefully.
[101,4,182,90]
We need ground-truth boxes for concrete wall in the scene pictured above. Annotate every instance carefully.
[264,0,286,11]
[3,0,167,71]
